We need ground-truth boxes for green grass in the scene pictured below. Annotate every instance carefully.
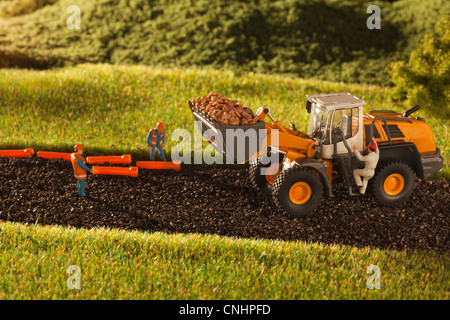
[0,63,448,177]
[0,221,448,299]
[0,0,449,84]
[0,1,447,301]
[0,64,448,299]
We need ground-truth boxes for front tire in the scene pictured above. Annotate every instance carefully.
[249,155,282,195]
[272,167,323,217]
[372,160,415,206]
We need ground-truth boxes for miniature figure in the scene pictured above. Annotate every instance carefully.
[70,144,92,197]
[353,137,379,194]
[146,122,166,161]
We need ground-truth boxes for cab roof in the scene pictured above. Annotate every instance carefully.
[306,93,366,110]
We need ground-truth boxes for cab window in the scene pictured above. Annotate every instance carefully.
[350,107,359,137]
[331,108,359,143]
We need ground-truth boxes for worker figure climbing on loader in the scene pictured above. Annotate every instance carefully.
[71,144,92,197]
[147,122,166,161]
[353,137,379,194]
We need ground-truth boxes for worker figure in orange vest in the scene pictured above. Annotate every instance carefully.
[146,122,166,161]
[71,144,92,197]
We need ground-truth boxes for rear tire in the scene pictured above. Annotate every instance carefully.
[272,167,323,217]
[372,160,415,206]
[249,155,282,195]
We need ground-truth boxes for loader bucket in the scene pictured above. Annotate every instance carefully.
[188,101,266,164]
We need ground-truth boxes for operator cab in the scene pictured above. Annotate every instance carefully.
[306,93,365,159]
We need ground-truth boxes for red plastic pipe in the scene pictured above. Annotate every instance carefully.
[37,151,72,161]
[0,148,34,158]
[92,166,138,177]
[136,161,181,170]
[86,154,132,164]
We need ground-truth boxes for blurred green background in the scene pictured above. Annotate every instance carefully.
[0,0,448,85]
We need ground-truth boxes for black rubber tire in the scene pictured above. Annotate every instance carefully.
[371,160,415,206]
[272,167,323,217]
[249,155,282,195]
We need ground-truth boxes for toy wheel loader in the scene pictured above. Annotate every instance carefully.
[189,93,443,217]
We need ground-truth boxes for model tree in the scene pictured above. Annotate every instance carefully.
[387,15,449,117]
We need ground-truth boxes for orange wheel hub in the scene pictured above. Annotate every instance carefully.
[266,174,276,185]
[289,182,312,205]
[265,164,280,185]
[383,173,405,196]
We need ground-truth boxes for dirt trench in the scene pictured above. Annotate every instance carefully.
[0,157,448,251]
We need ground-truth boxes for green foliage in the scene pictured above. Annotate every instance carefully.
[0,0,57,18]
[0,0,449,84]
[1,221,448,299]
[0,64,448,177]
[387,15,450,117]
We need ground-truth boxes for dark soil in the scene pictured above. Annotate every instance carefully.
[0,157,449,251]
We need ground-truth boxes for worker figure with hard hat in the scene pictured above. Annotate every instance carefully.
[146,122,166,161]
[71,144,92,197]
[353,137,379,194]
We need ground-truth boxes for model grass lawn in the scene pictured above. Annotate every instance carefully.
[0,221,448,299]
[0,64,448,178]
[0,64,448,299]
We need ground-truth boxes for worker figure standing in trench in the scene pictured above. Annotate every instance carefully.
[71,144,92,197]
[147,122,166,161]
[353,137,379,194]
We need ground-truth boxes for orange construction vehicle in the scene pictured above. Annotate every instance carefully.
[190,93,444,217]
